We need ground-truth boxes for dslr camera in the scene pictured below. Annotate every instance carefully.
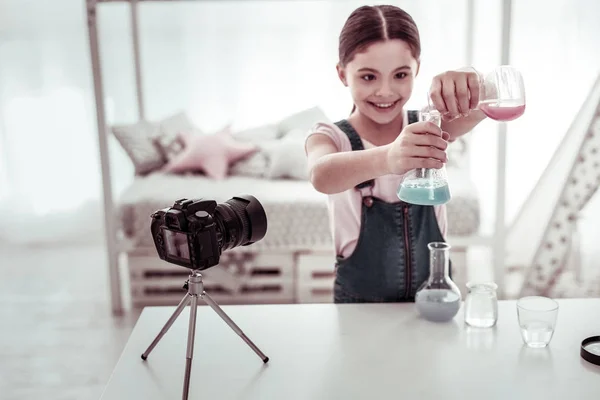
[150,195,267,270]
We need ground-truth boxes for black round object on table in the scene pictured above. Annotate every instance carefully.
[580,336,600,366]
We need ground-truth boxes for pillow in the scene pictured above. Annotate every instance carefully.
[152,134,186,163]
[229,139,279,178]
[111,111,200,175]
[162,127,258,179]
[264,129,309,180]
[158,112,198,137]
[277,106,329,138]
[111,120,164,176]
[153,111,203,163]
[233,124,279,144]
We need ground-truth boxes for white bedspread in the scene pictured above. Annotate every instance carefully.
[118,173,331,251]
[117,171,480,251]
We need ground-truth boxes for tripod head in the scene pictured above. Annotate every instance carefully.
[182,270,204,296]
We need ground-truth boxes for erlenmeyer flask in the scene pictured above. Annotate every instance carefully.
[397,109,451,206]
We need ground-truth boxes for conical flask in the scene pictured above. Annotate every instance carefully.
[415,242,462,322]
[397,109,451,205]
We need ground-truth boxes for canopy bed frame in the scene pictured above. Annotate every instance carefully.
[86,0,514,315]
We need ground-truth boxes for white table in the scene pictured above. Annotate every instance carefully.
[101,299,600,399]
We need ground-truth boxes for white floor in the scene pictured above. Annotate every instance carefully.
[0,243,140,400]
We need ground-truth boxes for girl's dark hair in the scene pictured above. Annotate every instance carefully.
[338,5,421,67]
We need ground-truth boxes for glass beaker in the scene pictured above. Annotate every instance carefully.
[397,109,451,206]
[415,242,462,323]
[436,65,526,122]
[478,65,526,121]
[464,282,498,328]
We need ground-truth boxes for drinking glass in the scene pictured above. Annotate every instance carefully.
[477,65,526,121]
[517,296,559,348]
[464,282,498,328]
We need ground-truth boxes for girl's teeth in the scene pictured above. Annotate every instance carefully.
[375,103,394,108]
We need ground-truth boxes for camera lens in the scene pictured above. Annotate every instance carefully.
[214,195,268,251]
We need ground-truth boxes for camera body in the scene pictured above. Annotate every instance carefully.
[151,195,267,271]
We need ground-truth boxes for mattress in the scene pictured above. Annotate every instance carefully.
[117,173,332,251]
[117,170,480,251]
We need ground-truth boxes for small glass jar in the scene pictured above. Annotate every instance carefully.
[464,282,498,328]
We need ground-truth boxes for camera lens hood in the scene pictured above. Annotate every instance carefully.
[235,194,268,243]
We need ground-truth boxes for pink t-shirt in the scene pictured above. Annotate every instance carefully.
[305,112,448,259]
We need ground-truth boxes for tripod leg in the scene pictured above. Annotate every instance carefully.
[201,291,269,363]
[182,295,198,400]
[142,294,191,360]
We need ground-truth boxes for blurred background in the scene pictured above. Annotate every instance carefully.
[1,0,599,399]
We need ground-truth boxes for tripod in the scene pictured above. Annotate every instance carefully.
[141,269,269,400]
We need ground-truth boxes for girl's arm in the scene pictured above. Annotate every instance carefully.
[306,133,392,194]
[306,122,448,195]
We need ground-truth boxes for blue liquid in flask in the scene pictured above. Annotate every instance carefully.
[397,177,451,206]
[399,108,452,206]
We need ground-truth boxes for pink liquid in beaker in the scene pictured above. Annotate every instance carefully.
[479,101,525,121]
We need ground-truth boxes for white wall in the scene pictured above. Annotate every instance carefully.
[0,0,470,243]
[0,0,599,248]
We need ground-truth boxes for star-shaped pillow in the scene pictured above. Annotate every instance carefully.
[162,126,258,179]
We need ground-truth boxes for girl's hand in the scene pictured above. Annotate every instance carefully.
[429,69,481,121]
[386,121,450,175]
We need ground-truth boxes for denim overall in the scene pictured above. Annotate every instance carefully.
[333,111,450,303]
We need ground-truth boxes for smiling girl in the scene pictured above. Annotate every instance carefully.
[305,5,486,303]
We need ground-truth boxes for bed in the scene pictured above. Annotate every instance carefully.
[115,166,480,307]
[118,172,480,251]
[86,0,485,313]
